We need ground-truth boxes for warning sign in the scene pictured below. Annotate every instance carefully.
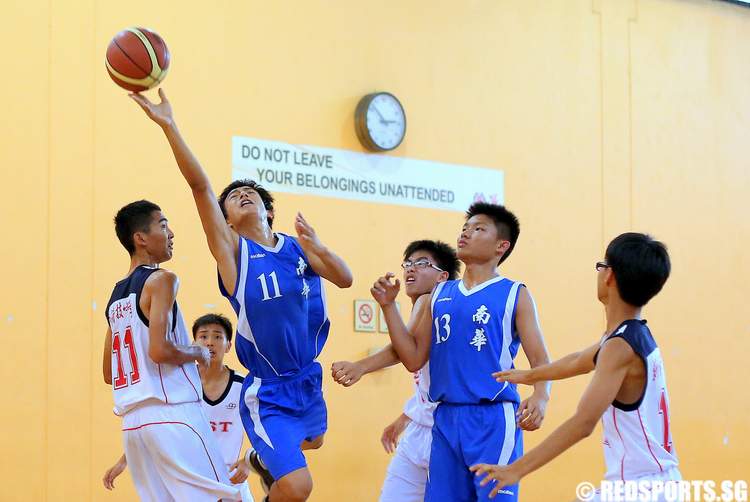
[354,300,377,333]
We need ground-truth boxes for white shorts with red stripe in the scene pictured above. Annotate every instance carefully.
[122,400,245,501]
[379,420,432,502]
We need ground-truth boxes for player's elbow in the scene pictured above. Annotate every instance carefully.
[334,271,353,289]
[189,180,211,194]
[103,372,112,385]
[573,414,598,438]
[148,345,171,364]
[403,357,424,373]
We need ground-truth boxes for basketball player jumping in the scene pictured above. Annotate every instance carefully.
[472,233,680,501]
[331,239,460,502]
[371,202,552,502]
[130,89,353,502]
[103,200,241,501]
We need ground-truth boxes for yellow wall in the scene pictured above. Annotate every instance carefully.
[1,0,749,500]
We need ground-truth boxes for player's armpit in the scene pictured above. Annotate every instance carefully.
[572,338,634,433]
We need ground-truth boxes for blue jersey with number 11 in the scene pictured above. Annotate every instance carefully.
[428,276,524,405]
[219,233,329,380]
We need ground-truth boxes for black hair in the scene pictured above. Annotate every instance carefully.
[465,202,520,264]
[192,313,234,343]
[218,179,275,228]
[403,240,460,280]
[605,232,671,307]
[114,200,162,255]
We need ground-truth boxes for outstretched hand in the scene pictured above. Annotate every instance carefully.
[493,368,535,386]
[331,360,365,387]
[129,88,174,128]
[469,463,522,498]
[295,212,325,256]
[370,273,400,307]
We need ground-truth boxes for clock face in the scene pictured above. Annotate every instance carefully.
[362,93,406,151]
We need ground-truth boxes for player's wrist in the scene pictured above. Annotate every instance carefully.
[161,119,178,134]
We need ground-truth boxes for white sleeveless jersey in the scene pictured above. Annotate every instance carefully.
[403,363,436,428]
[106,266,202,416]
[595,320,679,481]
[201,369,246,467]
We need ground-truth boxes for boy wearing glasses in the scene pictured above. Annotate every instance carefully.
[331,240,460,502]
[371,203,552,502]
[473,232,680,501]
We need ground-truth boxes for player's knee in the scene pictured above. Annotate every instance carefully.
[274,468,314,501]
[275,473,313,502]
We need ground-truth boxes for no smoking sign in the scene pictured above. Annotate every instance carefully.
[353,300,377,332]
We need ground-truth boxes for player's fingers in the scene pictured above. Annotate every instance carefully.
[385,271,395,279]
[489,484,500,498]
[516,400,528,419]
[157,87,167,102]
[393,278,401,288]
[469,463,490,473]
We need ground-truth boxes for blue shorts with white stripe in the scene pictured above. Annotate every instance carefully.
[426,401,522,502]
[239,361,327,480]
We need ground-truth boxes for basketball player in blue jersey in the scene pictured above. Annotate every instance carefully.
[472,233,680,501]
[130,89,353,502]
[371,202,552,502]
[331,239,460,502]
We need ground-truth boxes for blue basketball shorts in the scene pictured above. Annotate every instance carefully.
[239,361,328,480]
[426,401,523,502]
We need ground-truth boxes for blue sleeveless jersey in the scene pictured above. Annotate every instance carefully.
[428,276,524,405]
[219,233,329,379]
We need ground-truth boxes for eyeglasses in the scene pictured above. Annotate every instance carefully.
[401,258,444,272]
[595,261,610,271]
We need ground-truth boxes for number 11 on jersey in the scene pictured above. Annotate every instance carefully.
[258,272,283,301]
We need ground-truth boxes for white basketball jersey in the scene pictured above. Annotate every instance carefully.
[202,369,246,467]
[106,266,202,416]
[403,364,436,428]
[596,320,679,481]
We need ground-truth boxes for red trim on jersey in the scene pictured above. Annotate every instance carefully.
[181,365,201,401]
[157,363,169,403]
[612,408,626,482]
[121,420,220,482]
[637,409,664,472]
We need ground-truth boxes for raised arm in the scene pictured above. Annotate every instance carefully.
[103,326,113,385]
[143,271,210,366]
[495,342,600,385]
[470,338,633,497]
[294,212,352,288]
[371,274,432,372]
[130,90,239,292]
[513,287,552,431]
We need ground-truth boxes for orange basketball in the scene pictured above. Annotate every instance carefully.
[105,27,170,92]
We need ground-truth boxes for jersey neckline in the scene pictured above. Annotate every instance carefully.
[202,368,236,406]
[255,233,286,253]
[458,275,505,296]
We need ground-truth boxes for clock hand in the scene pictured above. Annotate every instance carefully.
[372,105,389,124]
